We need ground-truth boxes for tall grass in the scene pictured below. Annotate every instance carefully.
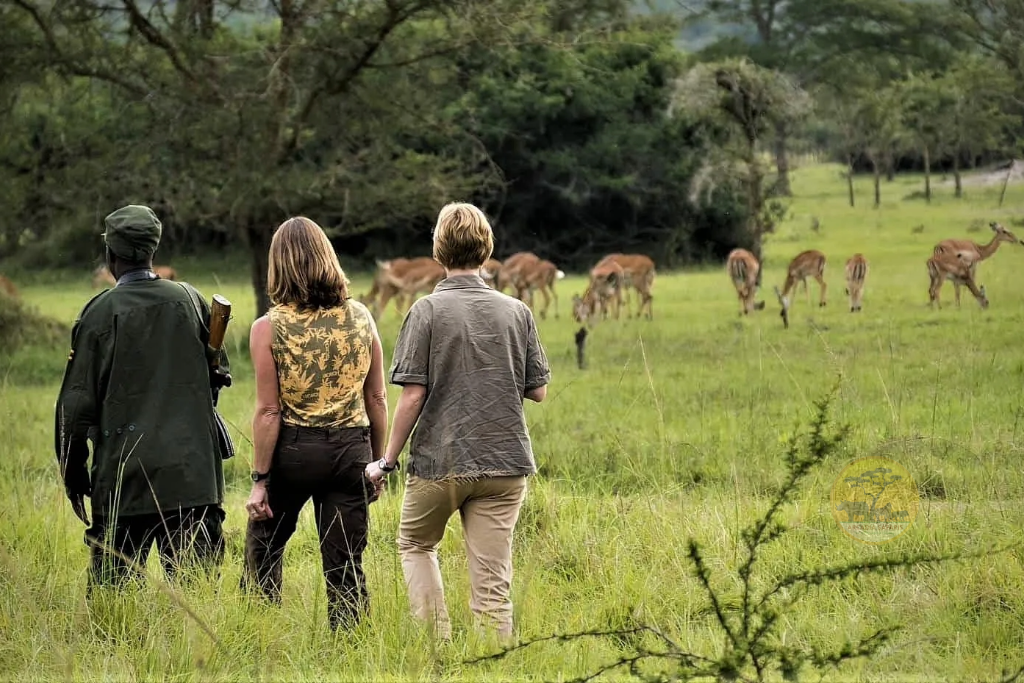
[2,163,1024,680]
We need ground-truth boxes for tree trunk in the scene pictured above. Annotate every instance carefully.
[773,121,792,197]
[923,146,931,203]
[245,222,272,318]
[872,158,881,208]
[954,154,962,199]
[847,154,855,208]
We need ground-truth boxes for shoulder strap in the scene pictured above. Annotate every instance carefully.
[70,289,110,346]
[176,281,210,345]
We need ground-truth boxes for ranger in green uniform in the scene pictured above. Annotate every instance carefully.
[55,204,231,589]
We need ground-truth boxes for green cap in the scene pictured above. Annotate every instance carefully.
[102,205,162,261]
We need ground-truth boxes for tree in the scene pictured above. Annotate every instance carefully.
[898,72,947,203]
[693,0,957,196]
[843,466,902,517]
[10,0,533,316]
[671,58,810,269]
[936,53,1020,198]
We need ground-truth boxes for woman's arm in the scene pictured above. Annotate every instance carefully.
[362,318,388,461]
[247,316,279,520]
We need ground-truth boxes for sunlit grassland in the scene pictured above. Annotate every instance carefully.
[3,162,1024,681]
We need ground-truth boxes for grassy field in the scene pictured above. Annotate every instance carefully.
[3,162,1024,681]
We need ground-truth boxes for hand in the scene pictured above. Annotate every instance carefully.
[68,493,90,526]
[365,474,386,503]
[245,483,273,522]
[364,459,388,484]
[64,465,91,525]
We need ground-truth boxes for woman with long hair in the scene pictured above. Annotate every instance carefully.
[242,216,388,630]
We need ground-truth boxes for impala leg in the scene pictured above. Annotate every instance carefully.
[815,275,827,307]
[539,286,551,320]
[551,284,559,319]
[953,282,962,308]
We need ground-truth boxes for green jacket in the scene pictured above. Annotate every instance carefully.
[55,275,228,517]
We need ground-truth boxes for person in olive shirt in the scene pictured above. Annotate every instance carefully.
[55,204,230,589]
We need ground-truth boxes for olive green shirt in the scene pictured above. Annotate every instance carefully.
[389,274,551,480]
[55,276,227,517]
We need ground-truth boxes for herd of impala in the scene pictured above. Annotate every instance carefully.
[0,224,1016,328]
[358,251,657,326]
[726,221,1022,323]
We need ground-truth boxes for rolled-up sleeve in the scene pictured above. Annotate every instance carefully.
[524,313,550,391]
[389,302,431,386]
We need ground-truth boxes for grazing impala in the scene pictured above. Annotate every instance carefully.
[573,255,625,326]
[153,266,178,281]
[603,253,656,319]
[480,258,504,288]
[93,264,176,287]
[506,257,566,320]
[932,222,1019,303]
[360,257,411,316]
[0,274,19,300]
[781,249,828,307]
[377,257,446,316]
[92,265,116,288]
[725,248,765,315]
[496,251,541,293]
[927,253,988,309]
[844,254,868,313]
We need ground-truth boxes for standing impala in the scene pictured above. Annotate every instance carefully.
[781,249,828,308]
[927,252,988,309]
[844,254,868,313]
[725,248,765,315]
[603,253,656,319]
[932,222,1019,304]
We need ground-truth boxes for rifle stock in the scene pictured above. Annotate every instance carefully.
[208,294,231,366]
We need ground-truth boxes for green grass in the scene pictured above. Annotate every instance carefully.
[3,163,1024,681]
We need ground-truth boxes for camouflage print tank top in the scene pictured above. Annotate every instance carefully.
[268,301,374,428]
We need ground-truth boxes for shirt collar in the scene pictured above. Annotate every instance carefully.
[433,273,490,292]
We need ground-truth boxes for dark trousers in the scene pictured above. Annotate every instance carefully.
[242,425,375,630]
[85,504,225,590]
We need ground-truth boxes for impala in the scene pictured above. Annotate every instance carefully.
[92,264,176,287]
[378,257,446,316]
[603,253,656,319]
[92,265,116,288]
[927,253,989,310]
[508,258,566,319]
[153,266,178,281]
[781,249,827,307]
[572,256,624,326]
[0,274,19,300]
[496,251,541,293]
[932,222,1019,304]
[725,248,765,315]
[360,257,441,318]
[844,254,868,313]
[480,258,504,288]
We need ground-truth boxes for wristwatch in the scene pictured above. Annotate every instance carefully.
[251,469,271,483]
[378,458,400,472]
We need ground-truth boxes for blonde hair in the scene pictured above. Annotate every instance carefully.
[267,217,350,309]
[432,202,494,270]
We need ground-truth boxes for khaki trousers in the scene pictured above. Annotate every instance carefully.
[397,475,528,640]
